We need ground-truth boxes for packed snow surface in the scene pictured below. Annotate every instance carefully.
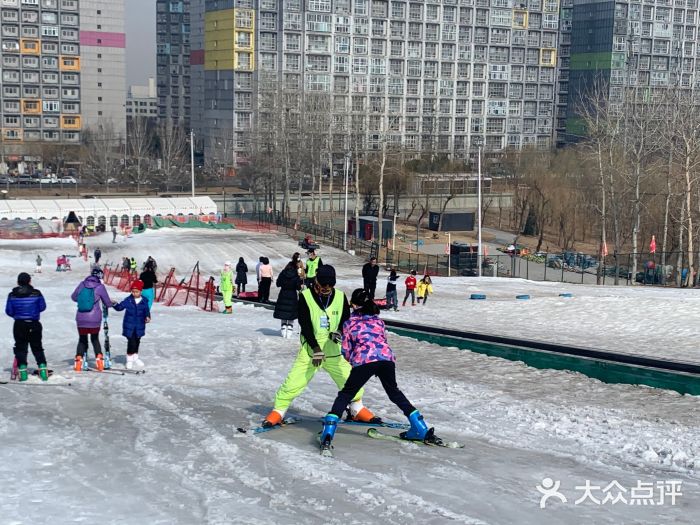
[0,228,698,524]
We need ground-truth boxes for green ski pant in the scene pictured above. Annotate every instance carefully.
[221,289,233,308]
[273,347,362,413]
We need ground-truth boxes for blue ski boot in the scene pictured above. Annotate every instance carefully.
[319,414,339,448]
[400,410,433,441]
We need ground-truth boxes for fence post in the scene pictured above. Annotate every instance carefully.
[543,253,547,281]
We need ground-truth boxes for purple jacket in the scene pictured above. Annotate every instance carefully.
[341,312,396,367]
[71,276,113,329]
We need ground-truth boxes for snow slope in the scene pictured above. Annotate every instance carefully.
[0,230,698,524]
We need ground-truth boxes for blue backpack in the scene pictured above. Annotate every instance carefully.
[77,286,95,312]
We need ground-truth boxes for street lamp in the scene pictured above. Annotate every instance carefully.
[190,129,196,197]
[477,146,483,277]
[343,152,350,251]
[445,231,451,277]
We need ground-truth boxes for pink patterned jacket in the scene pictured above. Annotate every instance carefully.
[341,312,396,367]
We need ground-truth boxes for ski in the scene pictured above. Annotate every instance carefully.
[237,416,301,435]
[337,419,410,430]
[86,367,126,376]
[10,357,18,381]
[31,369,54,378]
[366,428,465,449]
[102,305,112,369]
[121,368,146,375]
[0,380,72,387]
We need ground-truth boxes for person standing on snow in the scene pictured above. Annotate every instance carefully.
[362,256,379,300]
[129,257,137,276]
[111,226,118,243]
[5,272,48,381]
[35,254,42,273]
[220,261,234,314]
[262,265,381,428]
[273,260,303,338]
[386,269,399,311]
[319,289,434,450]
[304,249,322,288]
[416,275,434,305]
[70,268,114,372]
[402,270,417,306]
[258,257,273,303]
[113,280,151,370]
[138,265,158,310]
[94,247,102,265]
[235,257,248,296]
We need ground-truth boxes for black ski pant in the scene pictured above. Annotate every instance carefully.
[329,361,415,419]
[364,280,377,300]
[126,337,141,355]
[77,333,102,358]
[259,277,272,302]
[236,282,246,294]
[402,289,415,306]
[13,320,46,368]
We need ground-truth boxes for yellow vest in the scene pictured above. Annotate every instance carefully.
[306,258,321,279]
[301,288,345,357]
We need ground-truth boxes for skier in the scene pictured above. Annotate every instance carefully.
[258,257,273,303]
[94,247,102,264]
[304,249,322,288]
[56,254,65,272]
[113,280,151,370]
[70,268,114,372]
[319,288,433,450]
[35,254,42,273]
[5,272,48,381]
[139,264,158,310]
[220,261,234,314]
[273,260,303,338]
[402,270,417,306]
[121,257,130,273]
[129,257,137,276]
[262,265,380,428]
[416,275,434,305]
[143,256,157,272]
[386,269,399,311]
[362,256,379,300]
[235,257,248,296]
[111,226,118,243]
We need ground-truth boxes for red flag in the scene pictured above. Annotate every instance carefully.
[444,243,450,255]
[601,241,608,257]
[649,235,656,254]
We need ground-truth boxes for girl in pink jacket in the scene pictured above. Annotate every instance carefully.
[319,288,433,450]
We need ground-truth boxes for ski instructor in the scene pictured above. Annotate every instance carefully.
[262,265,381,428]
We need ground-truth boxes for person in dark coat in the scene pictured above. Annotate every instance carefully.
[5,272,48,381]
[113,280,151,370]
[94,248,102,264]
[273,260,303,338]
[235,257,248,295]
[362,257,379,300]
[138,266,158,310]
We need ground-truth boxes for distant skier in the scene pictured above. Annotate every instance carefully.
[5,272,48,381]
[111,226,117,243]
[262,265,380,428]
[56,254,66,272]
[71,268,113,372]
[402,270,417,306]
[386,269,399,311]
[139,265,158,310]
[94,247,102,264]
[273,260,303,338]
[258,257,273,303]
[143,256,157,272]
[220,261,234,314]
[121,257,130,273]
[362,256,379,300]
[319,288,433,450]
[416,275,434,305]
[35,254,42,273]
[235,257,248,296]
[113,280,151,370]
[129,257,137,276]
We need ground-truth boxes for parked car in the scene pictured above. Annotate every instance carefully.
[17,175,36,184]
[0,175,16,184]
[59,176,77,183]
[39,176,57,184]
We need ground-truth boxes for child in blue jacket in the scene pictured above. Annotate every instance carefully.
[113,280,150,370]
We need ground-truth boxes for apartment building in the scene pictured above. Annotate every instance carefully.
[126,77,158,122]
[194,0,562,167]
[80,0,126,138]
[0,0,125,166]
[565,0,700,139]
[156,0,191,127]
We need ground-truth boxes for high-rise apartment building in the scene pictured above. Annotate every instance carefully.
[80,0,126,138]
[156,0,191,127]
[0,0,125,167]
[193,0,562,167]
[565,0,700,138]
[126,77,158,122]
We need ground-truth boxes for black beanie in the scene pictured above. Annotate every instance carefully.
[17,272,31,286]
[316,265,336,286]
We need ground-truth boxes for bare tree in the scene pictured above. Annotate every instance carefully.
[155,123,187,191]
[83,120,121,189]
[127,116,154,193]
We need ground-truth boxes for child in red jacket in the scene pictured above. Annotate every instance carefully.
[402,270,417,306]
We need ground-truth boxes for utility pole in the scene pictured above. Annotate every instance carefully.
[477,146,483,277]
[190,129,195,197]
[343,152,350,251]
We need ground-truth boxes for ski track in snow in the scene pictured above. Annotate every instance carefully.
[0,230,699,524]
